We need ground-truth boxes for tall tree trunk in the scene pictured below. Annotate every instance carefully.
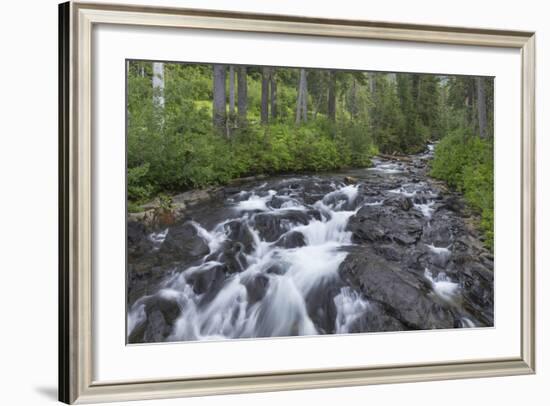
[261,67,270,125]
[270,69,277,121]
[152,62,165,108]
[349,79,358,121]
[295,71,303,125]
[229,66,236,117]
[369,73,376,94]
[237,66,248,126]
[328,70,336,122]
[476,77,488,138]
[468,79,476,129]
[295,68,308,124]
[212,64,227,133]
[369,73,376,132]
[301,69,308,123]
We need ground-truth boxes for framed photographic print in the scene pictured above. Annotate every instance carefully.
[59,1,536,404]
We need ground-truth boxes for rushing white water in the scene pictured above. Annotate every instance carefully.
[334,287,369,334]
[189,221,227,255]
[460,317,476,328]
[426,243,451,255]
[127,302,146,334]
[424,268,459,302]
[235,190,276,212]
[389,186,417,198]
[367,159,404,174]
[414,201,435,218]
[129,182,361,341]
[148,228,168,248]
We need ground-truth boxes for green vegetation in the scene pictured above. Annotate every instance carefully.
[127,61,493,249]
[127,63,448,198]
[430,76,494,249]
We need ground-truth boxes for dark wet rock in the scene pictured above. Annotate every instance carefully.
[306,282,343,334]
[347,205,423,245]
[146,295,181,324]
[455,261,494,325]
[307,209,323,221]
[374,244,403,262]
[243,274,270,304]
[421,222,454,247]
[216,241,247,274]
[127,221,154,259]
[276,231,306,249]
[384,195,413,211]
[232,191,252,202]
[225,220,255,253]
[269,196,288,209]
[339,248,456,330]
[127,265,170,306]
[426,249,451,268]
[223,186,243,196]
[265,263,286,275]
[362,301,405,332]
[159,223,209,263]
[253,211,309,242]
[187,266,226,295]
[142,310,169,342]
[322,190,360,211]
[442,195,465,213]
[129,295,182,343]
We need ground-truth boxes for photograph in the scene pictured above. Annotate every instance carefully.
[125,61,495,344]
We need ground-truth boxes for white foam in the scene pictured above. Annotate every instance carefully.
[334,287,369,334]
[414,201,435,218]
[189,221,227,254]
[424,268,459,301]
[235,190,276,212]
[148,228,168,246]
[426,244,451,255]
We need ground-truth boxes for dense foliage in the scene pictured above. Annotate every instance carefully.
[430,76,494,249]
[127,61,493,249]
[127,63,448,197]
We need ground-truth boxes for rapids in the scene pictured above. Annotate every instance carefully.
[127,145,494,343]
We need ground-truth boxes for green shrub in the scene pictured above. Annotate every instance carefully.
[127,163,153,201]
[431,129,494,250]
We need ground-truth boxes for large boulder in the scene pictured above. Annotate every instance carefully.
[127,221,153,259]
[383,195,413,211]
[159,222,210,263]
[339,248,457,330]
[275,231,306,249]
[186,265,226,295]
[252,211,309,242]
[347,205,423,245]
[243,273,270,304]
[129,294,181,343]
[224,220,255,253]
[305,282,343,334]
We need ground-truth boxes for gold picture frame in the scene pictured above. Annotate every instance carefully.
[59,1,536,403]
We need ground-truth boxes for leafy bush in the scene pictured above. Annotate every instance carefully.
[128,105,376,203]
[127,163,153,201]
[431,129,494,249]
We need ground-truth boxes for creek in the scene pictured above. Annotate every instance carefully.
[127,145,494,343]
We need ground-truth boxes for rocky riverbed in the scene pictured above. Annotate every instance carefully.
[127,145,494,343]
